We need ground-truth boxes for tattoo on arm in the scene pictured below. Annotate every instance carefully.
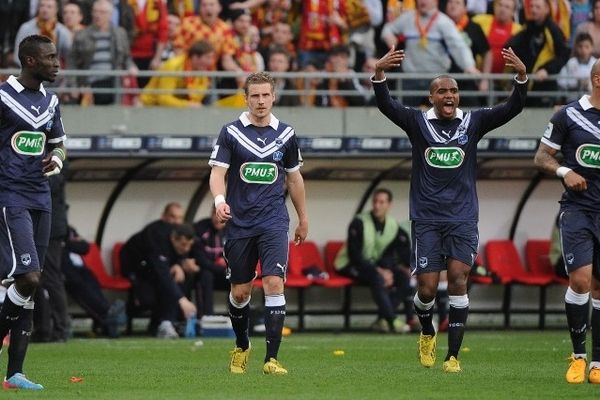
[534,144,560,175]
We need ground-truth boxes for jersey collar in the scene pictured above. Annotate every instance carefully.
[425,107,464,120]
[7,75,46,96]
[239,112,279,129]
[579,95,593,110]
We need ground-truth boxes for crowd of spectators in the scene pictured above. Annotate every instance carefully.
[0,0,598,107]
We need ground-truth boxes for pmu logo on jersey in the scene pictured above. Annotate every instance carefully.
[11,131,46,156]
[576,144,600,168]
[424,147,464,168]
[240,162,278,184]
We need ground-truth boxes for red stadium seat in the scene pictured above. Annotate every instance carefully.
[82,243,131,291]
[291,241,353,287]
[525,239,568,286]
[324,241,345,275]
[485,240,554,328]
[485,240,553,285]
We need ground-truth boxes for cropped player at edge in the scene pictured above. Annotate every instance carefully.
[372,46,527,373]
[0,35,67,390]
[209,71,308,375]
[534,59,600,385]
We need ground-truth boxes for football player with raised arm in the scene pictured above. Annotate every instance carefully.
[534,59,600,384]
[209,72,308,375]
[372,46,527,373]
[0,34,67,390]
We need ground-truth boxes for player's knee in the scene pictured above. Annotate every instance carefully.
[262,275,284,294]
[230,290,250,305]
[447,277,468,295]
[416,288,436,303]
[569,267,592,293]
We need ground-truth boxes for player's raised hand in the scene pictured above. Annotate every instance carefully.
[375,46,405,73]
[501,47,526,79]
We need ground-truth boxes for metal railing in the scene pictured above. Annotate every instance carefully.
[0,69,586,108]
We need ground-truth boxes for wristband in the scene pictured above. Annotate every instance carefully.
[51,147,66,161]
[556,166,572,178]
[214,194,225,207]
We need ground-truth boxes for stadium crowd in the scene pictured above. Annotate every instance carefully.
[0,0,597,107]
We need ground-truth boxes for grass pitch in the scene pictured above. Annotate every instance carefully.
[3,331,598,399]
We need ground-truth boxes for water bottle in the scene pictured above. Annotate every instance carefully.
[185,314,197,338]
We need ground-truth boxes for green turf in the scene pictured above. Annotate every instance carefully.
[2,331,598,399]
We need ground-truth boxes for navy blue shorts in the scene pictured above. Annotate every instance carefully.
[223,230,289,284]
[0,207,51,279]
[410,220,479,275]
[558,209,600,278]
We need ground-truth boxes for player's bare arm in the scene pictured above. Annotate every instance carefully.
[534,142,587,191]
[286,170,308,244]
[42,142,66,176]
[501,47,527,81]
[374,47,405,81]
[209,165,232,223]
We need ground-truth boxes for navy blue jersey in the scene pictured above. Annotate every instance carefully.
[209,112,302,239]
[541,96,600,212]
[0,76,66,211]
[374,78,526,222]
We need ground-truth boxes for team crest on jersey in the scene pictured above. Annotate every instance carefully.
[457,134,468,145]
[418,257,428,268]
[424,147,465,168]
[11,131,46,156]
[273,151,283,161]
[240,162,278,184]
[20,253,31,266]
[575,144,600,168]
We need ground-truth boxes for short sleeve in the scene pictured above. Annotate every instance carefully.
[208,126,231,168]
[540,108,567,150]
[283,133,302,172]
[47,96,66,144]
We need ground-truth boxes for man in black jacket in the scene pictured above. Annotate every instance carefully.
[120,204,197,338]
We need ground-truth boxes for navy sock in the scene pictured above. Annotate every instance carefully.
[228,296,250,351]
[7,305,33,378]
[264,304,286,362]
[446,305,469,360]
[414,303,435,336]
[0,285,29,350]
[0,297,21,344]
[566,301,589,355]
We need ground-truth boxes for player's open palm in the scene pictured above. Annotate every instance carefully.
[501,47,526,76]
[375,47,405,72]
